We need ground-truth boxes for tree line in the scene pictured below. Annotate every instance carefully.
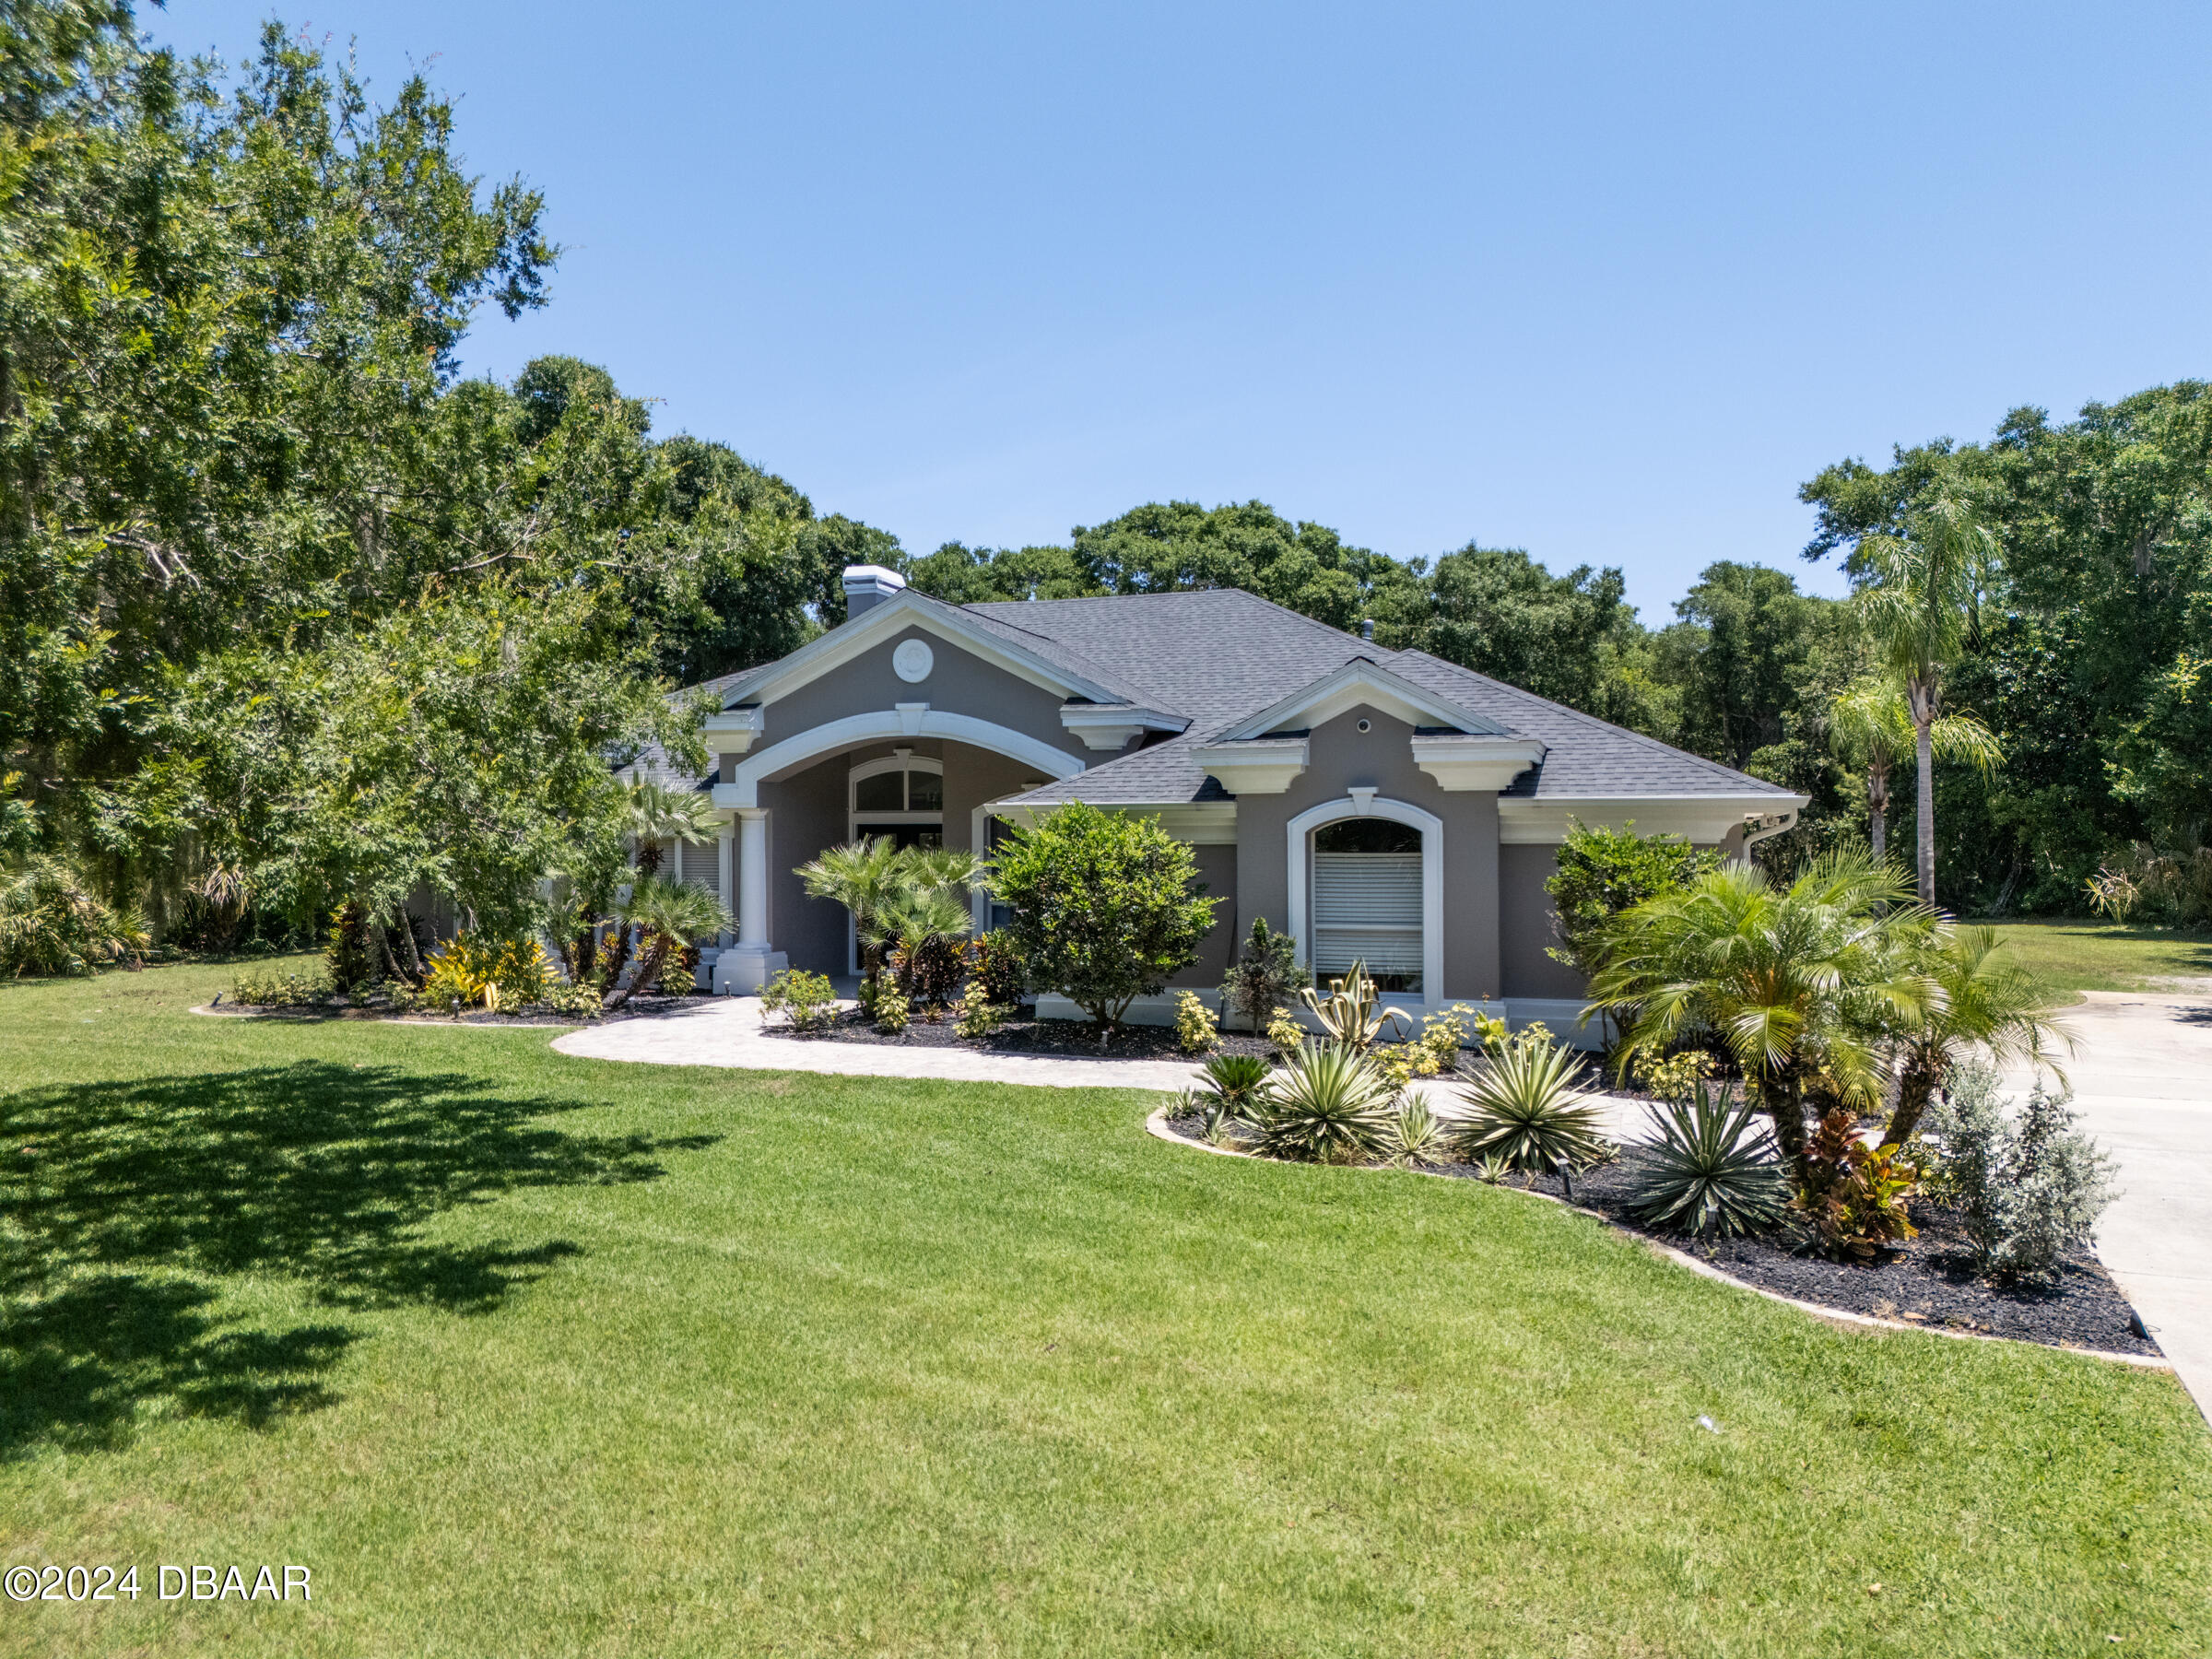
[4,3,2205,960]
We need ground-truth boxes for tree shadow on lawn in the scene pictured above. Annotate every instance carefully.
[1,1062,717,1457]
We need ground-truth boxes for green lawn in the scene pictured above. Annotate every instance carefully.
[2,962,2207,1656]
[1978,917,2212,994]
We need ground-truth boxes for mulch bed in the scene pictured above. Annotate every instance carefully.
[764,1006,1276,1062]
[1161,1112,2159,1359]
[206,993,712,1027]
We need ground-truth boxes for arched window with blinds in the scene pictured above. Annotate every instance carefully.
[1309,818,1424,994]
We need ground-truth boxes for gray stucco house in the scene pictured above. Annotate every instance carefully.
[645,563,1806,1034]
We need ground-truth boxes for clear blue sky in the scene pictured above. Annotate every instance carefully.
[147,2,2212,621]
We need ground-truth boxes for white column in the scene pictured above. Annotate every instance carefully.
[738,808,768,945]
[713,806,786,993]
[717,821,735,946]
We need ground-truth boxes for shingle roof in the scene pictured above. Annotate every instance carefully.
[982,591,1796,808]
[658,583,1797,809]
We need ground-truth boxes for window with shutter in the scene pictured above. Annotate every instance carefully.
[1310,819,1423,994]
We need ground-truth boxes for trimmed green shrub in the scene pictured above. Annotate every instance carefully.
[874,991,911,1034]
[1924,1062,2118,1278]
[988,803,1218,1031]
[1245,1042,1395,1163]
[1623,1085,1791,1237]
[229,966,334,1007]
[759,968,839,1032]
[1454,1035,1611,1172]
[1545,819,1723,984]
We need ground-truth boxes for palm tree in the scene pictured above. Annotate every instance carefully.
[603,872,731,1011]
[878,886,974,1009]
[1826,680,2003,865]
[795,836,909,989]
[1586,853,1935,1174]
[1883,924,2073,1146]
[623,779,719,877]
[900,844,988,905]
[1853,488,1998,903]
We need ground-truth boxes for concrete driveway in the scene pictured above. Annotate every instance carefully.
[2004,990,2212,1419]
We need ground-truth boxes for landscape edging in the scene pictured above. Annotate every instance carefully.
[1142,1106,2171,1371]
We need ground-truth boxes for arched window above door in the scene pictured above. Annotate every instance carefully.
[849,750,944,851]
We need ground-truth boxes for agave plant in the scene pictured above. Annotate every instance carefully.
[1453,1035,1611,1172]
[1200,1052,1271,1112]
[1622,1084,1792,1239]
[1245,1042,1396,1162]
[1297,960,1414,1052]
[1383,1094,1449,1167]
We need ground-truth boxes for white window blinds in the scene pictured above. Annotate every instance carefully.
[1311,851,1422,989]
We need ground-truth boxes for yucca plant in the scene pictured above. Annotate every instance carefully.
[1383,1095,1448,1167]
[1297,959,1414,1052]
[1622,1084,1792,1238]
[1245,1042,1396,1163]
[1454,1035,1611,1172]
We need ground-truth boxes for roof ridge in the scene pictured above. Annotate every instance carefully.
[1390,649,1793,793]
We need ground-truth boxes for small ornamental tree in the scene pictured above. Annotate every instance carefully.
[1545,820,1723,984]
[989,803,1217,1033]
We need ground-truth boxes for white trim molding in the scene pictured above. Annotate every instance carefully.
[1223,658,1509,742]
[702,704,765,752]
[1058,702,1189,751]
[1286,794,1444,1001]
[1194,736,1309,795]
[1409,733,1547,792]
[1497,794,1808,847]
[715,590,1133,712]
[713,709,1085,809]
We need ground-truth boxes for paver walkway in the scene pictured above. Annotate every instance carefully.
[553,995,1209,1091]
[552,995,1662,1139]
[2002,989,2212,1420]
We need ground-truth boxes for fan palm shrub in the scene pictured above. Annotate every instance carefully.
[1623,1085,1791,1238]
[605,873,731,1011]
[881,887,973,1012]
[1453,1035,1611,1172]
[1245,1042,1395,1163]
[795,836,908,989]
[1883,924,2072,1145]
[1586,853,1935,1176]
[623,779,719,877]
[0,856,148,977]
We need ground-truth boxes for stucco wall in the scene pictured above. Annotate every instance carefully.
[1229,702,1502,1003]
[759,753,850,974]
[943,743,1043,853]
[752,626,1091,778]
[1498,843,1585,1000]
[1170,841,1239,988]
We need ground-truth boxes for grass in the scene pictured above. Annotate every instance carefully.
[2,959,2208,1657]
[1976,917,2212,994]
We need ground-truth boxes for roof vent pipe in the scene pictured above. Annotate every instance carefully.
[1359,618,1375,642]
[841,564,907,618]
